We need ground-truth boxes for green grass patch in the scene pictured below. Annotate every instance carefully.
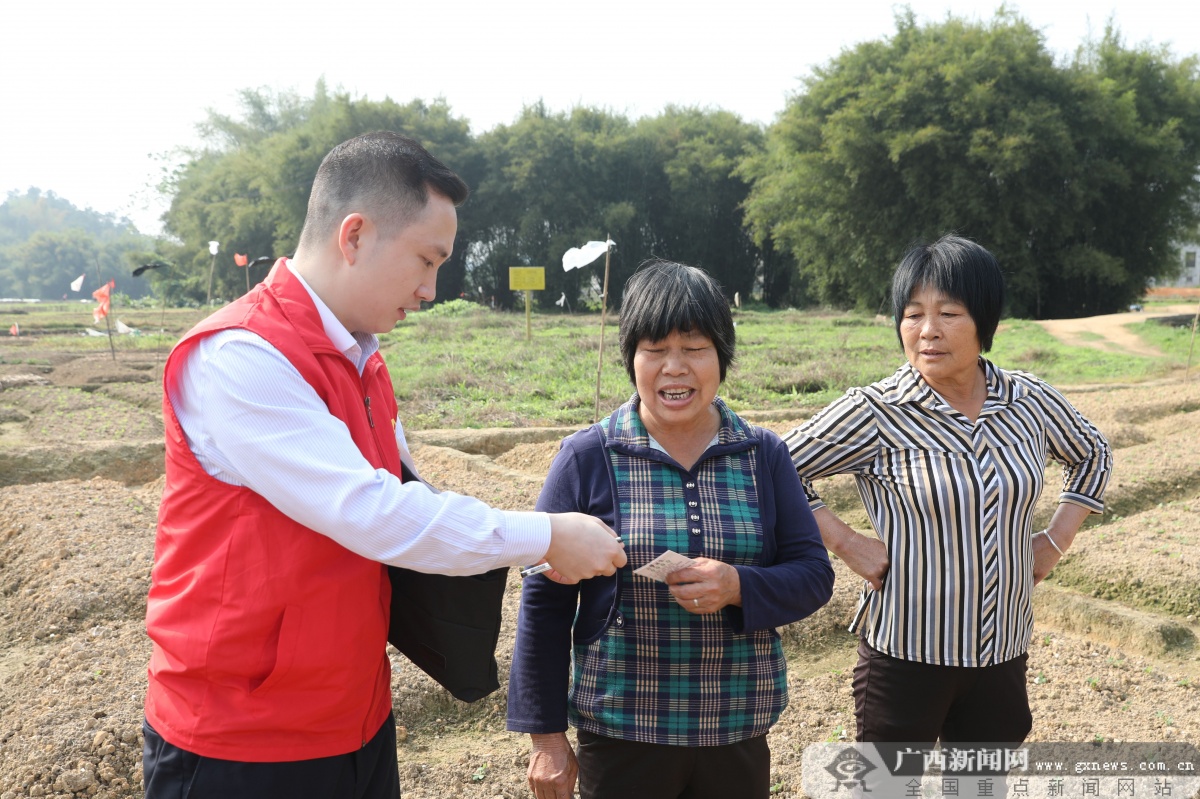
[1133,315,1200,365]
[384,308,1177,428]
[4,301,1186,429]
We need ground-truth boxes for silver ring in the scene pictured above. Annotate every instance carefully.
[693,598,699,608]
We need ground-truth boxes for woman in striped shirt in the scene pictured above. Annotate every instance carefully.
[784,234,1112,744]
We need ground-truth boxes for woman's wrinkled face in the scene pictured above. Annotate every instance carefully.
[633,329,721,437]
[899,284,982,388]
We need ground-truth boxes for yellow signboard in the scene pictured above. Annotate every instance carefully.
[509,267,545,291]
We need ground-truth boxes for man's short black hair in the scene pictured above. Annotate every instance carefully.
[891,234,1006,352]
[618,259,736,383]
[298,131,469,249]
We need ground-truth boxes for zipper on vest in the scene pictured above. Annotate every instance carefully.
[364,396,375,428]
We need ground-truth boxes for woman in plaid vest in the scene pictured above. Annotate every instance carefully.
[507,260,835,799]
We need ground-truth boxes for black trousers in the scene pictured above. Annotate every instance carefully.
[142,714,401,799]
[576,729,771,799]
[852,639,1033,745]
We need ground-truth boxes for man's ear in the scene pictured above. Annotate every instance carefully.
[338,213,368,264]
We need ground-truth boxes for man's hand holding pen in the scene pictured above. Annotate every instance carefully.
[535,513,626,584]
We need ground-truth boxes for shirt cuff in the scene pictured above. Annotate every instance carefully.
[1059,492,1105,514]
[498,511,552,567]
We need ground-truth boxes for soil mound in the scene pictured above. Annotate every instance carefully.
[1,361,1199,797]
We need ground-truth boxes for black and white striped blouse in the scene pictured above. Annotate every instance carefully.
[784,359,1111,667]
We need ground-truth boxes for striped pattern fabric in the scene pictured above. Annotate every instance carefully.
[783,360,1111,667]
[569,397,788,746]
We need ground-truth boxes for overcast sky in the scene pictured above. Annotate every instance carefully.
[4,0,1199,235]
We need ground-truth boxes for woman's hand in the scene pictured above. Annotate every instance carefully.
[1032,503,1090,585]
[666,557,741,613]
[1031,532,1067,585]
[813,507,889,591]
[527,733,578,799]
[838,533,890,592]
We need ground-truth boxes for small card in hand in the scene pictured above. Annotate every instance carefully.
[632,550,693,582]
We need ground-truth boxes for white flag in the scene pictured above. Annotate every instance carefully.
[115,319,134,335]
[734,291,740,309]
[555,292,566,307]
[70,274,85,292]
[562,239,615,271]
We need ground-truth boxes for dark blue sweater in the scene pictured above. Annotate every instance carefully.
[507,407,834,735]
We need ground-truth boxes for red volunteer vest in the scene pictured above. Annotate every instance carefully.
[145,260,400,761]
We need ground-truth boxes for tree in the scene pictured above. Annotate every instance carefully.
[471,104,649,310]
[0,189,152,299]
[741,10,1200,317]
[160,89,777,312]
[471,104,774,310]
[160,86,481,306]
[634,108,772,304]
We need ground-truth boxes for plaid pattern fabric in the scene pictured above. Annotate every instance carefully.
[569,396,788,746]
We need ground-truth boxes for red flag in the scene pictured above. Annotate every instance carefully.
[234,253,249,267]
[92,280,114,323]
[8,323,17,337]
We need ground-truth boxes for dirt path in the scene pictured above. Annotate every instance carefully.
[1038,304,1196,357]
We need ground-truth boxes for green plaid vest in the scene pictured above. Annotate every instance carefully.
[568,396,788,746]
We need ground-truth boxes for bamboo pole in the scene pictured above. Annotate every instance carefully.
[207,250,218,306]
[1186,297,1200,381]
[155,289,168,370]
[593,236,613,423]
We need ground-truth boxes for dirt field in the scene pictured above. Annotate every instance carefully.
[0,339,1198,798]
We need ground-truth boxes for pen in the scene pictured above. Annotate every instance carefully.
[519,563,553,578]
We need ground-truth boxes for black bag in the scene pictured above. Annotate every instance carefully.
[385,566,509,702]
[385,460,510,702]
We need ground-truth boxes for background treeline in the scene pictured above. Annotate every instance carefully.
[741,10,1200,318]
[5,10,1200,318]
[0,191,155,302]
[152,91,780,313]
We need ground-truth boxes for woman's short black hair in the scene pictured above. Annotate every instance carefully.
[891,234,1006,352]
[618,259,736,383]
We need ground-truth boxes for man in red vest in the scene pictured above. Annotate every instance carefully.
[143,131,626,798]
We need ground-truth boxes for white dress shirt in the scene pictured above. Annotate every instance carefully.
[169,265,551,575]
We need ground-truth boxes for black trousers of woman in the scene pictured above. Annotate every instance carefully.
[853,639,1033,744]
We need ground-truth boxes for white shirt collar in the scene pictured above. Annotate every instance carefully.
[287,259,378,373]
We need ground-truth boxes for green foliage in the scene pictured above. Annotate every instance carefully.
[741,10,1200,318]
[421,298,486,317]
[471,104,645,311]
[160,91,782,312]
[378,307,1171,428]
[159,83,481,306]
[470,104,783,309]
[0,189,154,300]
[2,301,1181,429]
